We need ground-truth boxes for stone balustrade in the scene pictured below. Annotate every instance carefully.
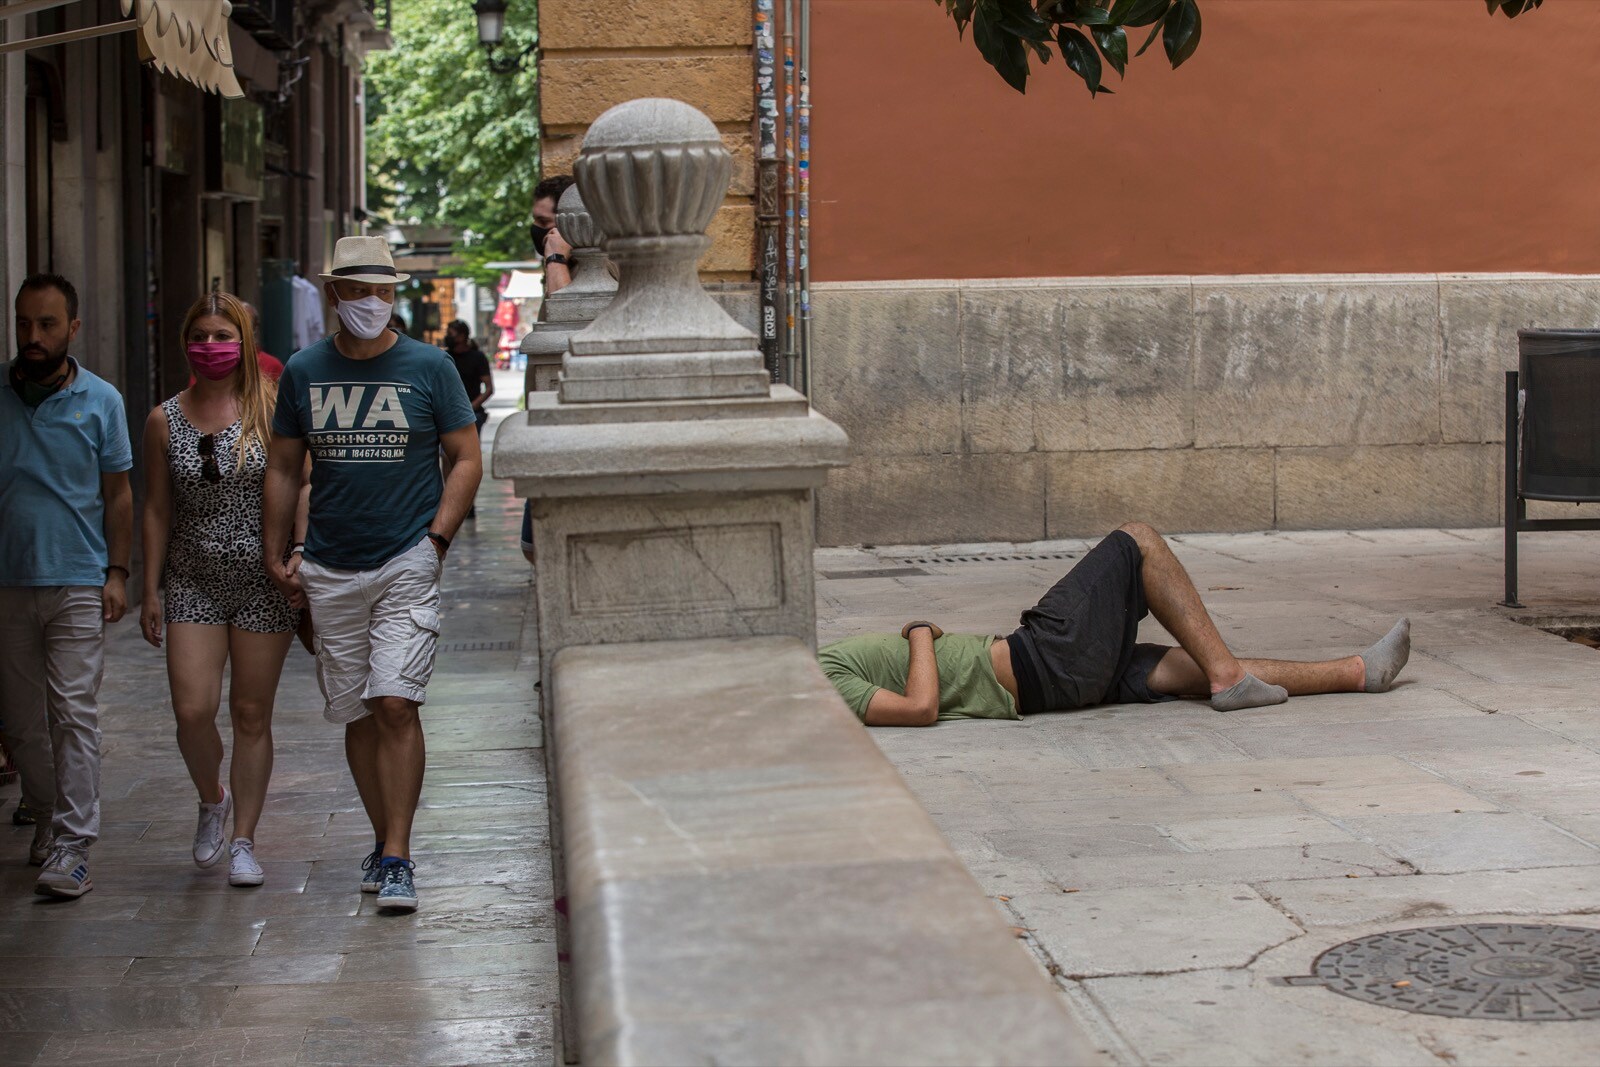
[552,637,1100,1066]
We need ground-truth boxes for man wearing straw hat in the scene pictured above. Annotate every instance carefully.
[262,236,480,914]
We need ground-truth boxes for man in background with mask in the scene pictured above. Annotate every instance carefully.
[262,237,480,915]
[0,273,133,899]
[531,174,575,296]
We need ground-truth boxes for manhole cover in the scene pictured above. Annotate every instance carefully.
[1282,924,1600,1020]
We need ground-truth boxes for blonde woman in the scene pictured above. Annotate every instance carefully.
[139,292,304,887]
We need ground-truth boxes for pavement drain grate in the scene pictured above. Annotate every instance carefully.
[818,567,929,580]
[437,640,519,653]
[1511,614,1600,651]
[1280,923,1600,1020]
[444,587,530,601]
[896,552,1078,566]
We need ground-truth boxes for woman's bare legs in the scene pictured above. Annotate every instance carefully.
[166,623,231,805]
[226,628,293,842]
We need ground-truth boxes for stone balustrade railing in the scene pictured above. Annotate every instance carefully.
[551,637,1100,1066]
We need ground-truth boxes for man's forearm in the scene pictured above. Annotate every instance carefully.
[262,466,300,560]
[431,454,482,541]
[105,485,132,569]
[904,629,940,714]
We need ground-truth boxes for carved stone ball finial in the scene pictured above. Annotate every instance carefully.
[566,98,764,395]
[575,99,730,243]
[554,184,602,253]
[538,184,615,325]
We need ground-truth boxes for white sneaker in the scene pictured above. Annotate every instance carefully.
[228,838,264,887]
[28,821,52,867]
[34,847,91,898]
[193,788,231,868]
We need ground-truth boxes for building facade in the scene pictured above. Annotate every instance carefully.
[0,0,387,437]
[539,0,1600,545]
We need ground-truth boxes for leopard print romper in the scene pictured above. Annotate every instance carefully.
[162,397,298,632]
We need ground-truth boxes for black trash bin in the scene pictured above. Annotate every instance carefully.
[1502,328,1600,606]
[1519,329,1600,501]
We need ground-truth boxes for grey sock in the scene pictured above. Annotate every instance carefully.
[1362,618,1411,693]
[1211,672,1288,712]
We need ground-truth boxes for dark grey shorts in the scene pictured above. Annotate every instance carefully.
[1008,530,1178,712]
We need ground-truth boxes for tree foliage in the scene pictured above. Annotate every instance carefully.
[364,0,538,285]
[938,0,1543,97]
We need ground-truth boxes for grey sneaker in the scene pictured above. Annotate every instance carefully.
[193,788,231,868]
[34,847,91,898]
[359,844,384,893]
[228,838,264,888]
[28,821,52,867]
[375,859,417,913]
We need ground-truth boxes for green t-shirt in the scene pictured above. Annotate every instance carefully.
[817,633,1019,723]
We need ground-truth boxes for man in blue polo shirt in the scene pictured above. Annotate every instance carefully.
[0,274,134,900]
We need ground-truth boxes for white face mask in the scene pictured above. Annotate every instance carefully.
[335,295,393,340]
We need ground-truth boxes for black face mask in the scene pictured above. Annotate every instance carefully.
[530,224,550,257]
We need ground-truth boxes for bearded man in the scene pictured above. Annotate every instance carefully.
[0,274,134,899]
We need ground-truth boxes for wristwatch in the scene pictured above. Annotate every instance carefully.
[545,253,569,266]
[427,532,450,554]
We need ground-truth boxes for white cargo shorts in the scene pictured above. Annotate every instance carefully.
[297,537,443,724]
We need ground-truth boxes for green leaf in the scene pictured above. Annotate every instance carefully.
[1056,26,1104,96]
[1091,25,1127,76]
[995,0,1052,41]
[1133,16,1163,56]
[1069,2,1114,26]
[1162,0,1201,67]
[1109,0,1170,28]
[973,2,1033,92]
[945,0,978,33]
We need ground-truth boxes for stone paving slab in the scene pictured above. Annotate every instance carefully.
[818,527,1600,1064]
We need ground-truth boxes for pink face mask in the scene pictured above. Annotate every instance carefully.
[187,341,242,380]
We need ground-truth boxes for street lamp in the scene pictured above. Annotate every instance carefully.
[472,0,533,74]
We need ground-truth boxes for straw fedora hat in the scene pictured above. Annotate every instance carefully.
[318,236,411,285]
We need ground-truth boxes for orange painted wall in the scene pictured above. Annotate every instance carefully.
[812,0,1600,282]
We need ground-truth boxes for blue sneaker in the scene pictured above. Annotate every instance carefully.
[359,844,384,894]
[375,858,417,913]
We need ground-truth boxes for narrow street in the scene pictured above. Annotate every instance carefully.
[0,372,558,1066]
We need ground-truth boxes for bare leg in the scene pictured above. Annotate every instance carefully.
[225,628,293,842]
[166,623,230,805]
[367,695,425,862]
[1147,648,1364,699]
[345,716,386,846]
[1115,522,1245,694]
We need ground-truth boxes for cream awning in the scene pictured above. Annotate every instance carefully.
[120,0,243,98]
[0,0,243,97]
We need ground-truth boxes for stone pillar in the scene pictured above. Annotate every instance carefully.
[520,184,617,396]
[492,98,849,694]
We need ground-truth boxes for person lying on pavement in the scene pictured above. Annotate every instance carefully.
[818,522,1411,728]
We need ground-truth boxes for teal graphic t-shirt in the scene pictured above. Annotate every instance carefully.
[273,334,474,571]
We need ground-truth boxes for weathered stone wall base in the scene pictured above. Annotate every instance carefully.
[810,274,1600,545]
